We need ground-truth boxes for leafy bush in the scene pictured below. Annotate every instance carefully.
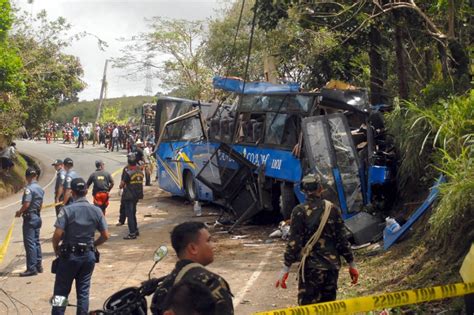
[388,91,474,257]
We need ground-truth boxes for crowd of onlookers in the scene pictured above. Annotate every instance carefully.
[42,122,156,153]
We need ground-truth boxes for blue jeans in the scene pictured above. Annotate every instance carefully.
[22,213,42,271]
[123,200,138,235]
[111,137,119,151]
[52,251,96,315]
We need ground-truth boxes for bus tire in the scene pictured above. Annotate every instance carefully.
[184,171,197,202]
[280,182,296,220]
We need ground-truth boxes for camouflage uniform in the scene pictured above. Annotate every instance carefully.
[284,196,354,305]
[151,259,234,315]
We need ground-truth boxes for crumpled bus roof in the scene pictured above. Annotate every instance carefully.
[213,76,300,94]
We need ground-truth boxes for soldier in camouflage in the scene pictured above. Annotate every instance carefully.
[275,174,359,305]
[151,221,233,315]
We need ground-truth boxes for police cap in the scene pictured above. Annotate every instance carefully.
[51,159,63,166]
[71,177,87,192]
[64,157,74,166]
[301,173,322,191]
[25,167,37,177]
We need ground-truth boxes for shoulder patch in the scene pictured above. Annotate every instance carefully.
[58,209,65,218]
[24,188,31,195]
[66,176,72,182]
[60,174,65,180]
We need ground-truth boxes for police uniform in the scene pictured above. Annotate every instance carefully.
[63,169,79,205]
[52,195,107,315]
[121,164,144,238]
[21,179,44,274]
[151,259,234,315]
[86,167,114,213]
[54,165,66,215]
[284,196,354,305]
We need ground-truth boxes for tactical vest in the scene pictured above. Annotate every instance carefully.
[122,168,144,201]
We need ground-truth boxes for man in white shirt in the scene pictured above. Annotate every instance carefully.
[111,125,120,152]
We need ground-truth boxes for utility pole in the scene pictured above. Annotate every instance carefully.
[96,59,109,123]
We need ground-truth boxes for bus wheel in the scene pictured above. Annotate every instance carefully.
[280,182,296,220]
[184,171,197,202]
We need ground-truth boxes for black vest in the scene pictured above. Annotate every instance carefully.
[122,168,144,201]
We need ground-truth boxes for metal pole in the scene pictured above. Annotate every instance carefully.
[95,59,109,123]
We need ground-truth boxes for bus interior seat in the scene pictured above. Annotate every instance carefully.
[282,116,298,147]
[252,121,263,143]
[210,118,220,140]
[220,118,230,142]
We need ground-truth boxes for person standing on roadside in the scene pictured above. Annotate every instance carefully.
[86,160,114,214]
[143,142,154,186]
[151,221,234,315]
[119,153,144,240]
[275,174,359,305]
[15,167,44,277]
[76,125,85,149]
[111,124,119,152]
[51,178,109,315]
[59,158,79,206]
[52,159,66,216]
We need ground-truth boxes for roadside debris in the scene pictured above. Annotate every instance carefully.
[269,221,290,240]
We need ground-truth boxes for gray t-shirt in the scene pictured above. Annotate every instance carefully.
[63,169,79,190]
[55,197,107,245]
[22,181,44,212]
[55,169,66,196]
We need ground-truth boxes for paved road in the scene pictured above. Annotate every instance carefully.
[0,140,127,275]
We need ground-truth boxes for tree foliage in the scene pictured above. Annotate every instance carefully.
[0,0,24,139]
[10,9,86,131]
[113,18,212,100]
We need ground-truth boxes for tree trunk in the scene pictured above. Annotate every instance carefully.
[436,42,449,80]
[369,26,385,104]
[424,48,433,84]
[394,13,409,100]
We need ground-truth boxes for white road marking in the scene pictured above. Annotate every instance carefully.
[234,245,274,307]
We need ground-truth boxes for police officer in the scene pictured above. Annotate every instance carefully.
[60,157,79,206]
[151,221,234,315]
[15,167,44,277]
[51,178,109,315]
[119,153,144,239]
[52,159,66,216]
[86,160,114,214]
[275,174,359,305]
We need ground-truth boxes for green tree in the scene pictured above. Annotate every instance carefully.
[114,18,212,100]
[0,0,25,139]
[10,9,86,131]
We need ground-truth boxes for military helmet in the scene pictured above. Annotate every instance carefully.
[300,173,322,191]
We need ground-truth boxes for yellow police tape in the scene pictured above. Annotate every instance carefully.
[0,219,15,264]
[254,282,474,315]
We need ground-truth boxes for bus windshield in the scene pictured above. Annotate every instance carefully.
[239,94,313,112]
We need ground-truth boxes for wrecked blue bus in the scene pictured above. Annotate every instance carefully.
[154,80,396,242]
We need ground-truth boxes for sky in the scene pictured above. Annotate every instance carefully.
[14,0,227,101]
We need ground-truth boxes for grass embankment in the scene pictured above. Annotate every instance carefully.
[0,154,28,198]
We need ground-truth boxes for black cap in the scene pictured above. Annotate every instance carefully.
[95,160,104,168]
[71,178,87,192]
[64,157,73,166]
[127,152,137,165]
[51,159,63,166]
[25,167,37,177]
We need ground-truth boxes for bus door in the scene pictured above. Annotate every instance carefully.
[302,113,364,218]
[156,109,207,196]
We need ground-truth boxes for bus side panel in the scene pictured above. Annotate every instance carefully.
[184,142,216,202]
[156,142,186,197]
[232,145,303,182]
